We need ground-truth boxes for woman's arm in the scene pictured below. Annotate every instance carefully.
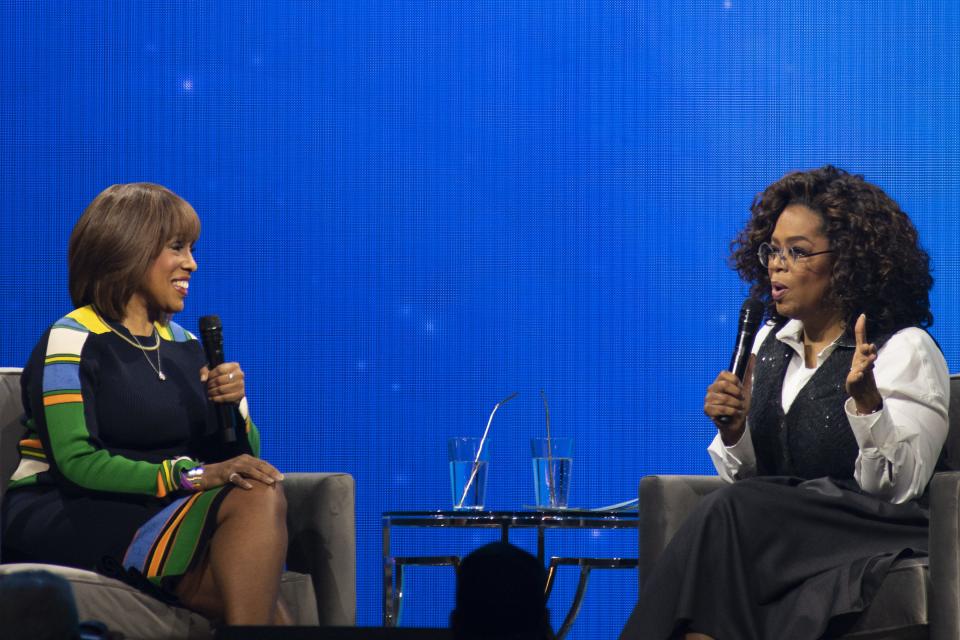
[196,362,261,459]
[846,325,949,503]
[705,323,772,481]
[27,309,199,497]
[36,320,200,497]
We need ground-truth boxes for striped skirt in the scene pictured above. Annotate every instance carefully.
[123,486,232,586]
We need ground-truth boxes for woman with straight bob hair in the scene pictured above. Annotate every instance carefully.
[2,183,291,626]
[621,166,949,639]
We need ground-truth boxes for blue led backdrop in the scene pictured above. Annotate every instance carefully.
[3,2,959,636]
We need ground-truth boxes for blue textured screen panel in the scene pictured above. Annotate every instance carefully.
[2,2,959,636]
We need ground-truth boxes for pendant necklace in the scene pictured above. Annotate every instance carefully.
[94,309,166,381]
[129,329,166,381]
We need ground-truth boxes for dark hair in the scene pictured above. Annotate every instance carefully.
[68,183,200,320]
[731,165,933,335]
[451,542,554,640]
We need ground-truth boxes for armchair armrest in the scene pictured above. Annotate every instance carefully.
[283,472,356,626]
[930,471,960,640]
[639,475,725,589]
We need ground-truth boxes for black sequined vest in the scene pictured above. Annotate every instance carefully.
[748,322,890,480]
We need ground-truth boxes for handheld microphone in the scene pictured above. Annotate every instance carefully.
[199,315,237,443]
[717,298,765,426]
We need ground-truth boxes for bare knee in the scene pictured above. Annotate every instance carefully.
[220,481,288,528]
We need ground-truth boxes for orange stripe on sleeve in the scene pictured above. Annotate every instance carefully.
[43,394,83,406]
[156,469,169,498]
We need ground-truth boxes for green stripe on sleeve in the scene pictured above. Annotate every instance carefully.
[246,418,260,458]
[44,402,193,497]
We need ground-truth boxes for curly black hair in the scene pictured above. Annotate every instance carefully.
[731,165,933,335]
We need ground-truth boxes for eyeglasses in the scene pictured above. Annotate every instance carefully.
[757,242,833,268]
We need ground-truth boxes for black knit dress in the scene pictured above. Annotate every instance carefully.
[620,325,932,640]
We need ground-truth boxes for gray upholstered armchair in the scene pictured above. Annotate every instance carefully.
[0,368,356,638]
[637,374,960,639]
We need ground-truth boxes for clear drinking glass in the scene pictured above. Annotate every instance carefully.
[530,437,572,509]
[449,437,489,510]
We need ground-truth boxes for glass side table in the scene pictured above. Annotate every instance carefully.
[382,510,638,638]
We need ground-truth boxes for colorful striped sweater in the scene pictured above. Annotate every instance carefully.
[10,305,260,497]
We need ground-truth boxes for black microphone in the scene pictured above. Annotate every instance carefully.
[717,298,765,426]
[199,315,237,443]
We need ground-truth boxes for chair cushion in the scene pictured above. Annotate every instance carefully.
[0,563,317,638]
[280,569,320,626]
[840,557,928,638]
[0,368,25,501]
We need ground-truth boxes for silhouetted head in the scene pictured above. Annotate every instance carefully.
[451,542,554,640]
[0,570,80,639]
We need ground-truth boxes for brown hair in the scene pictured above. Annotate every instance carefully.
[68,183,200,320]
[731,165,933,335]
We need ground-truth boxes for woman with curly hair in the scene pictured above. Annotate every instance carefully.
[621,166,949,639]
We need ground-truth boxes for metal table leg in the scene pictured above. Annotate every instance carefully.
[388,556,461,627]
[546,557,639,639]
[383,518,393,626]
[555,564,592,639]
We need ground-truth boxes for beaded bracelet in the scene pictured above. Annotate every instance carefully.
[180,466,205,491]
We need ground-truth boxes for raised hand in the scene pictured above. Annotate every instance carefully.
[704,354,754,445]
[846,313,883,415]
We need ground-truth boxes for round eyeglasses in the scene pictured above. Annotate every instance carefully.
[757,242,834,268]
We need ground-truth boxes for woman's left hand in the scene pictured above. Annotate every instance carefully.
[846,314,883,415]
[200,363,245,403]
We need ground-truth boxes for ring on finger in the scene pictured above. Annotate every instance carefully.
[228,472,241,484]
[228,372,235,381]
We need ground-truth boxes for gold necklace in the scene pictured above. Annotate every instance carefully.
[94,309,166,381]
[130,330,166,381]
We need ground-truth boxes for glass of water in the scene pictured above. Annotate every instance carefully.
[448,437,489,510]
[530,437,573,509]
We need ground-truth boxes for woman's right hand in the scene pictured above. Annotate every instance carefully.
[704,355,754,445]
[200,454,285,491]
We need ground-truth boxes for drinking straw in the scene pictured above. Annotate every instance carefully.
[540,389,556,508]
[457,392,518,509]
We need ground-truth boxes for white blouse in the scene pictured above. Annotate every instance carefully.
[707,319,950,504]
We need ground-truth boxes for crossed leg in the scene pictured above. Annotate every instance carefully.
[175,481,291,625]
